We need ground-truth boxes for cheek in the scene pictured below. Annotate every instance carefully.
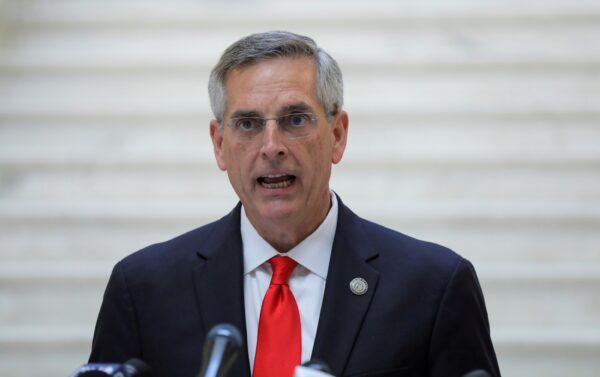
[306,137,333,178]
[228,144,255,180]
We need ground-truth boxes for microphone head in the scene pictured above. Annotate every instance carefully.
[463,370,491,377]
[198,324,243,377]
[122,359,153,377]
[206,323,243,349]
[73,372,108,377]
[70,363,121,377]
[301,359,332,373]
[70,360,153,377]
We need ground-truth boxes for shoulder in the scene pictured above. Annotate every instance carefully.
[338,200,467,288]
[120,222,213,266]
[362,217,462,270]
[351,212,478,305]
[115,204,240,281]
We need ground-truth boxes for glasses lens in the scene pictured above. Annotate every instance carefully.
[279,113,316,139]
[226,113,317,141]
[230,117,263,141]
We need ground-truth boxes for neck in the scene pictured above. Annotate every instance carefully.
[247,193,332,253]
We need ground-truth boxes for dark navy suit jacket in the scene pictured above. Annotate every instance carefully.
[89,197,500,377]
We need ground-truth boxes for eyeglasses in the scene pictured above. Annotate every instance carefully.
[223,113,319,141]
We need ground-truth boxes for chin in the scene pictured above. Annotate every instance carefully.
[257,201,297,222]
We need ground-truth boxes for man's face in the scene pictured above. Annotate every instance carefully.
[210,57,348,231]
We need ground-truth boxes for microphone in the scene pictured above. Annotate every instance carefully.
[294,360,334,377]
[119,359,153,377]
[197,323,243,377]
[463,370,491,377]
[70,358,152,377]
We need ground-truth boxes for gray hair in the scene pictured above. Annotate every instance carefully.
[208,31,343,123]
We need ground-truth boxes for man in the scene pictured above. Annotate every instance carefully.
[89,31,500,377]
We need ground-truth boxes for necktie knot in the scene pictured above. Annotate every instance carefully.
[268,256,297,285]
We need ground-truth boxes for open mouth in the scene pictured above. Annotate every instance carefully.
[257,174,296,189]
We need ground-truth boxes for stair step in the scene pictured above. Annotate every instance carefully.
[3,261,598,282]
[1,325,599,377]
[3,26,600,71]
[2,165,599,202]
[2,325,599,347]
[11,0,600,25]
[1,119,599,167]
[1,198,599,224]
[1,71,599,118]
[2,219,599,267]
[1,262,599,329]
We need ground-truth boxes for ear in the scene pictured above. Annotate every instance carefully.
[210,120,227,171]
[331,110,349,164]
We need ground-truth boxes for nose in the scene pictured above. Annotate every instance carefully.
[260,120,288,160]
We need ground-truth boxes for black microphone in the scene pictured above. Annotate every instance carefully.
[301,359,332,373]
[197,323,243,377]
[463,370,491,377]
[70,358,152,377]
[295,359,334,376]
[119,359,153,377]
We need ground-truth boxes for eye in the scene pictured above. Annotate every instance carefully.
[283,113,311,128]
[234,118,261,132]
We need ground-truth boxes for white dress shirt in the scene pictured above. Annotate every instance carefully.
[242,193,338,372]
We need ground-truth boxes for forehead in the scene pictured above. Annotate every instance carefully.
[224,57,320,116]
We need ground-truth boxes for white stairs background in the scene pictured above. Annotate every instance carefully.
[1,1,599,376]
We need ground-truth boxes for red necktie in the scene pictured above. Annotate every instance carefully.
[253,256,301,377]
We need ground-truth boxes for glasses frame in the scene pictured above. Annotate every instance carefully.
[223,112,320,142]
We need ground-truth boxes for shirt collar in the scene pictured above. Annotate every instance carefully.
[241,192,338,280]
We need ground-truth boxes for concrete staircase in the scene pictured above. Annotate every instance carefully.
[1,1,599,376]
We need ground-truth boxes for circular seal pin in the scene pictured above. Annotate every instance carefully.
[349,277,368,295]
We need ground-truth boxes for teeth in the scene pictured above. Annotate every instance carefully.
[260,177,293,189]
[262,174,287,179]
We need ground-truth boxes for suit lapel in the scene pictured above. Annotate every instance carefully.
[189,199,378,377]
[191,204,252,377]
[311,199,380,376]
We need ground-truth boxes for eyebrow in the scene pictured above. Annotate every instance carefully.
[229,110,262,119]
[278,102,314,115]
